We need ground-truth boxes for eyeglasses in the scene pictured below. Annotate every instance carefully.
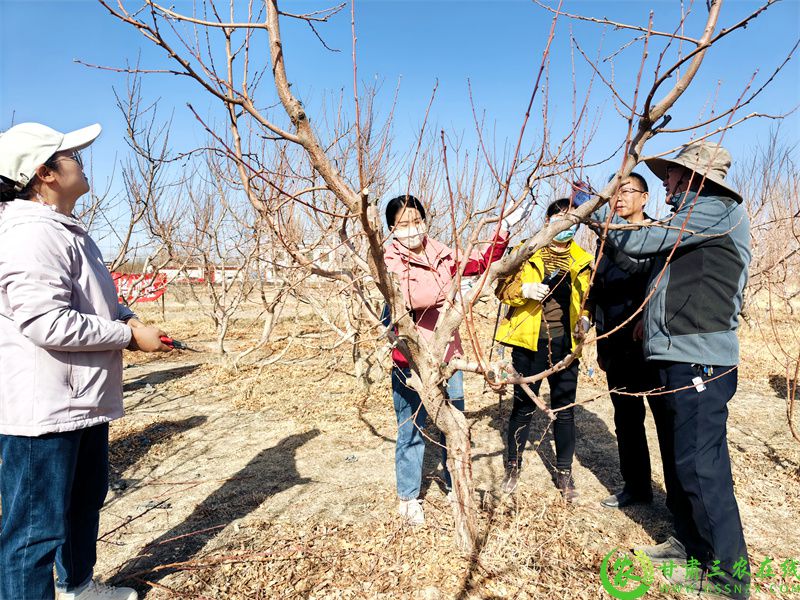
[617,187,645,196]
[54,151,83,169]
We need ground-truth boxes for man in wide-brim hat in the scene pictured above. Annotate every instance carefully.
[644,139,743,203]
[592,140,751,600]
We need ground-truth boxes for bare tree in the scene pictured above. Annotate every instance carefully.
[165,161,260,355]
[732,130,800,442]
[80,75,183,307]
[95,0,792,551]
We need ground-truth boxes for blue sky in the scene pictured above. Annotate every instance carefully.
[2,0,798,247]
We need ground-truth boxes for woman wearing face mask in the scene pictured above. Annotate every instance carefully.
[382,194,528,525]
[0,123,173,600]
[494,197,593,501]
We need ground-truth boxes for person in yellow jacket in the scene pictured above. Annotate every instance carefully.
[495,198,593,501]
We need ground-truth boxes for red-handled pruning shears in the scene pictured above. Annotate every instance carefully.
[160,336,200,352]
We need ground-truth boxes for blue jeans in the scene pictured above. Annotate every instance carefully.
[392,368,464,500]
[0,423,109,600]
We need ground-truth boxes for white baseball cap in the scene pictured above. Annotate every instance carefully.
[0,122,101,192]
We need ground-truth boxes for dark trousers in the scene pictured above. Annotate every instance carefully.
[508,334,578,471]
[0,423,109,600]
[603,341,662,497]
[655,362,749,588]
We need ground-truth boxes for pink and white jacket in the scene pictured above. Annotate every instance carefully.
[383,231,508,368]
[0,200,134,436]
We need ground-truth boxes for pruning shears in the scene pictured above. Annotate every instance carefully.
[541,268,563,286]
[160,336,200,352]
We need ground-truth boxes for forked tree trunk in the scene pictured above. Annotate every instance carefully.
[234,287,288,367]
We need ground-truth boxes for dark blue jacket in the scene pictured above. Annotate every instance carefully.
[589,220,653,357]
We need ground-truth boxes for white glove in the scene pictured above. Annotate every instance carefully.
[521,282,549,301]
[501,198,534,230]
[574,315,591,340]
[457,278,474,303]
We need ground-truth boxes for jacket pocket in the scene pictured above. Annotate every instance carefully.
[34,348,78,423]
[65,353,75,397]
[66,354,89,398]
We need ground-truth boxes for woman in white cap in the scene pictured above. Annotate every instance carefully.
[0,123,172,600]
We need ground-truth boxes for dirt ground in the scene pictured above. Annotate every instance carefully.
[61,300,800,598]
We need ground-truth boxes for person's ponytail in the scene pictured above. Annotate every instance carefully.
[0,176,17,202]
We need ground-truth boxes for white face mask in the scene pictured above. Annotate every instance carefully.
[394,223,427,250]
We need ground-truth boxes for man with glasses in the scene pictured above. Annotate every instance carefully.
[593,142,751,600]
[588,173,667,509]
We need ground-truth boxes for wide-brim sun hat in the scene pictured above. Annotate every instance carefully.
[643,140,742,203]
[0,122,101,193]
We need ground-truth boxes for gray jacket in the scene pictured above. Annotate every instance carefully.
[594,191,750,366]
[0,200,134,436]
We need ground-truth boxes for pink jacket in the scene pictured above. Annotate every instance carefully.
[0,200,134,436]
[383,231,508,368]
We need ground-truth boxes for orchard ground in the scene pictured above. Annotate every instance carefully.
[14,289,800,599]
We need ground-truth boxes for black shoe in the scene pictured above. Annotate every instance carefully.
[501,463,520,494]
[601,489,653,508]
[556,469,578,502]
[633,536,687,565]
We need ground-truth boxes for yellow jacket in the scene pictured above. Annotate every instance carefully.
[495,241,593,353]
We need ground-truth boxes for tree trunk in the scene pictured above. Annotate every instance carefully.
[234,292,286,367]
[217,317,229,355]
[439,404,478,552]
[420,373,479,553]
[352,332,379,393]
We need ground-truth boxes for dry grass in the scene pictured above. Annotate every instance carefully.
[91,296,800,599]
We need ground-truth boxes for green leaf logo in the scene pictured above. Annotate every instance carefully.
[600,547,654,600]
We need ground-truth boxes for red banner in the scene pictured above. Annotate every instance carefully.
[112,273,168,303]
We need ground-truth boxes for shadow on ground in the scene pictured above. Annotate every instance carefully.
[112,429,320,593]
[769,373,798,399]
[466,392,673,542]
[123,364,201,392]
[108,416,208,491]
